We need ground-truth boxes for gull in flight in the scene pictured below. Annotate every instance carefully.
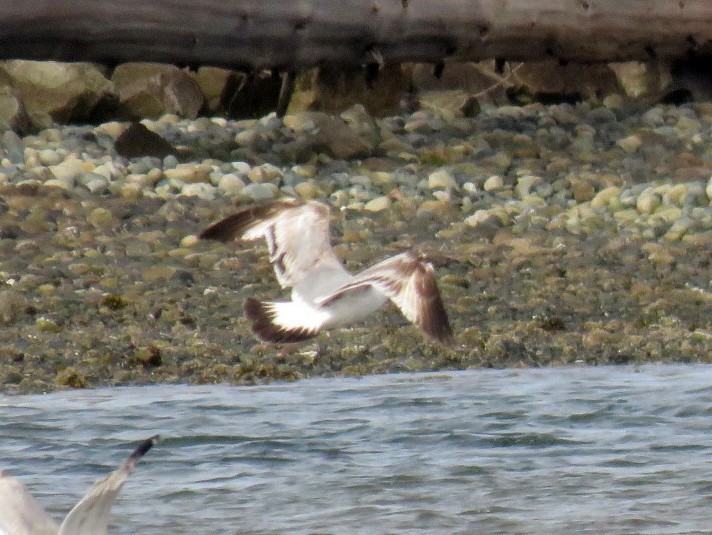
[0,435,158,535]
[199,199,453,344]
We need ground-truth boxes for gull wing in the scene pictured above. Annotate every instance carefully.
[57,436,159,535]
[317,251,454,344]
[200,199,349,291]
[0,471,58,535]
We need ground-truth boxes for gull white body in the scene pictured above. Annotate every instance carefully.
[200,199,453,344]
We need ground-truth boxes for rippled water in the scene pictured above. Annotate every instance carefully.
[2,365,712,534]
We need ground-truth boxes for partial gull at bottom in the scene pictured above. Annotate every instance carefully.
[0,435,159,535]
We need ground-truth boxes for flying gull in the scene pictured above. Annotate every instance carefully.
[199,199,453,344]
[0,435,159,535]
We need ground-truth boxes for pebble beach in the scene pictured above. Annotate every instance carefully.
[0,100,710,393]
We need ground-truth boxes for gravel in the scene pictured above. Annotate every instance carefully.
[0,100,710,393]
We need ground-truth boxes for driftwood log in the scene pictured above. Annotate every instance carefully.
[0,1,711,71]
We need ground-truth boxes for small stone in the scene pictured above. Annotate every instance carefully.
[217,174,245,195]
[102,294,128,310]
[43,179,73,190]
[114,122,176,159]
[364,196,391,212]
[180,235,199,247]
[465,209,501,229]
[642,107,665,126]
[616,135,643,153]
[663,217,694,241]
[416,200,451,217]
[641,243,676,266]
[571,180,595,203]
[612,208,638,223]
[282,114,316,132]
[483,175,505,192]
[247,163,282,184]
[636,191,661,214]
[676,116,701,135]
[682,230,712,246]
[125,240,152,257]
[706,175,712,202]
[163,163,211,183]
[37,284,56,296]
[432,190,452,203]
[142,266,176,282]
[180,182,216,200]
[663,183,689,206]
[484,152,512,170]
[83,175,109,194]
[590,186,621,209]
[330,190,349,207]
[55,368,87,389]
[655,206,683,223]
[97,121,126,138]
[38,149,62,166]
[49,157,90,184]
[93,161,125,180]
[128,346,162,368]
[428,169,458,190]
[371,172,393,186]
[459,96,481,118]
[0,290,29,325]
[515,175,542,198]
[602,94,624,109]
[119,183,143,200]
[294,180,319,199]
[87,207,115,228]
[243,182,277,201]
[36,317,61,333]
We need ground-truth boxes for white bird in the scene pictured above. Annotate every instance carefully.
[0,435,158,535]
[199,199,453,344]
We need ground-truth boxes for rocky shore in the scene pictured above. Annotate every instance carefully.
[1,100,710,394]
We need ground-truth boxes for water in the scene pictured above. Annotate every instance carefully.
[2,365,712,534]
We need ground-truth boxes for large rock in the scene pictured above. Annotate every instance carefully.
[410,61,510,104]
[0,86,32,134]
[0,60,112,128]
[0,68,32,133]
[608,61,673,99]
[191,66,234,114]
[413,59,624,106]
[282,111,372,159]
[114,122,176,159]
[510,60,622,102]
[289,64,408,117]
[220,70,282,119]
[112,63,204,119]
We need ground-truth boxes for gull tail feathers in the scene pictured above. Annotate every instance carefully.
[244,298,324,344]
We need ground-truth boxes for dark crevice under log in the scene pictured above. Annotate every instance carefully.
[0,1,711,70]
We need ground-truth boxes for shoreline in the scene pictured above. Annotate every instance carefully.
[1,100,710,394]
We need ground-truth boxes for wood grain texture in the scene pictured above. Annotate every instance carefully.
[0,1,710,69]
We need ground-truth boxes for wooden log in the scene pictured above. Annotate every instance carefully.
[0,1,711,70]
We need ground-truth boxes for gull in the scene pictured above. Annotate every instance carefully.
[0,435,158,535]
[199,199,453,344]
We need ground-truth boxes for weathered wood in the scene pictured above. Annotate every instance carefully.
[0,1,711,70]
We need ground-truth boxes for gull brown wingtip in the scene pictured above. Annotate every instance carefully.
[199,199,301,242]
[415,263,454,345]
[244,298,319,344]
[128,435,160,464]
